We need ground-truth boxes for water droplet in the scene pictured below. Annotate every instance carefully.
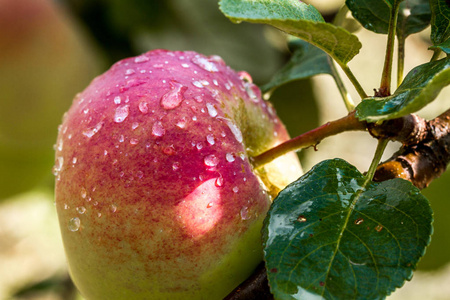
[114,96,121,104]
[125,69,135,75]
[192,81,204,88]
[163,145,176,155]
[196,142,204,150]
[238,71,253,83]
[206,103,218,117]
[172,162,180,171]
[52,156,64,176]
[240,206,250,220]
[138,101,149,114]
[64,203,70,210]
[152,121,165,137]
[130,138,139,145]
[76,206,86,214]
[83,121,104,138]
[134,55,149,63]
[132,122,139,130]
[204,154,219,167]
[206,134,215,145]
[114,105,129,123]
[176,117,187,128]
[213,79,219,86]
[136,171,144,179]
[118,135,125,143]
[225,119,243,143]
[81,187,87,199]
[375,225,383,232]
[207,202,214,208]
[297,215,307,222]
[160,81,188,110]
[56,139,63,151]
[233,186,239,193]
[72,157,78,164]
[110,204,117,213]
[354,218,364,225]
[226,153,235,162]
[215,176,224,187]
[245,83,259,101]
[181,63,190,68]
[192,56,219,72]
[68,217,81,232]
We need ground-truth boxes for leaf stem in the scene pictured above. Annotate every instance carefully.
[330,58,355,111]
[251,111,366,169]
[338,63,368,99]
[380,2,401,96]
[397,35,406,88]
[365,139,389,185]
[430,49,442,62]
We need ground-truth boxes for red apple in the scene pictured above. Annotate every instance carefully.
[54,50,301,299]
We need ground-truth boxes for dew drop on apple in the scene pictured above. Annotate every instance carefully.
[110,204,117,213]
[196,142,204,150]
[204,154,219,167]
[80,187,87,199]
[238,71,253,83]
[130,138,139,145]
[114,105,129,123]
[240,207,251,220]
[138,101,149,114]
[192,81,204,88]
[215,176,224,187]
[206,134,215,145]
[206,103,218,117]
[172,162,180,171]
[160,81,187,110]
[132,122,139,130]
[226,153,235,162]
[233,186,239,193]
[82,121,104,138]
[114,96,121,104]
[192,56,219,72]
[134,55,149,63]
[52,156,64,176]
[176,117,187,128]
[225,120,243,143]
[152,121,165,137]
[125,69,135,76]
[76,206,86,214]
[68,217,81,232]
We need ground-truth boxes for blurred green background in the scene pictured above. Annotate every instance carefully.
[0,0,449,299]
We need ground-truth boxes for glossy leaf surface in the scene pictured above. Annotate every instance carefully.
[219,0,361,66]
[261,39,333,93]
[263,159,433,300]
[356,58,450,122]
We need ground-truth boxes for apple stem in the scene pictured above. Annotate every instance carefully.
[251,111,366,169]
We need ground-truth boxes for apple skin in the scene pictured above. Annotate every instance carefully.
[54,50,301,300]
[0,0,100,199]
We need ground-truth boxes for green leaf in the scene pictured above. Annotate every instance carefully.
[397,0,431,38]
[346,0,430,37]
[263,159,433,300]
[430,0,450,45]
[261,39,333,93]
[356,58,450,122]
[219,0,362,66]
[346,0,391,34]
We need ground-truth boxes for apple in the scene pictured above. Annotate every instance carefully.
[0,0,100,199]
[54,50,301,299]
